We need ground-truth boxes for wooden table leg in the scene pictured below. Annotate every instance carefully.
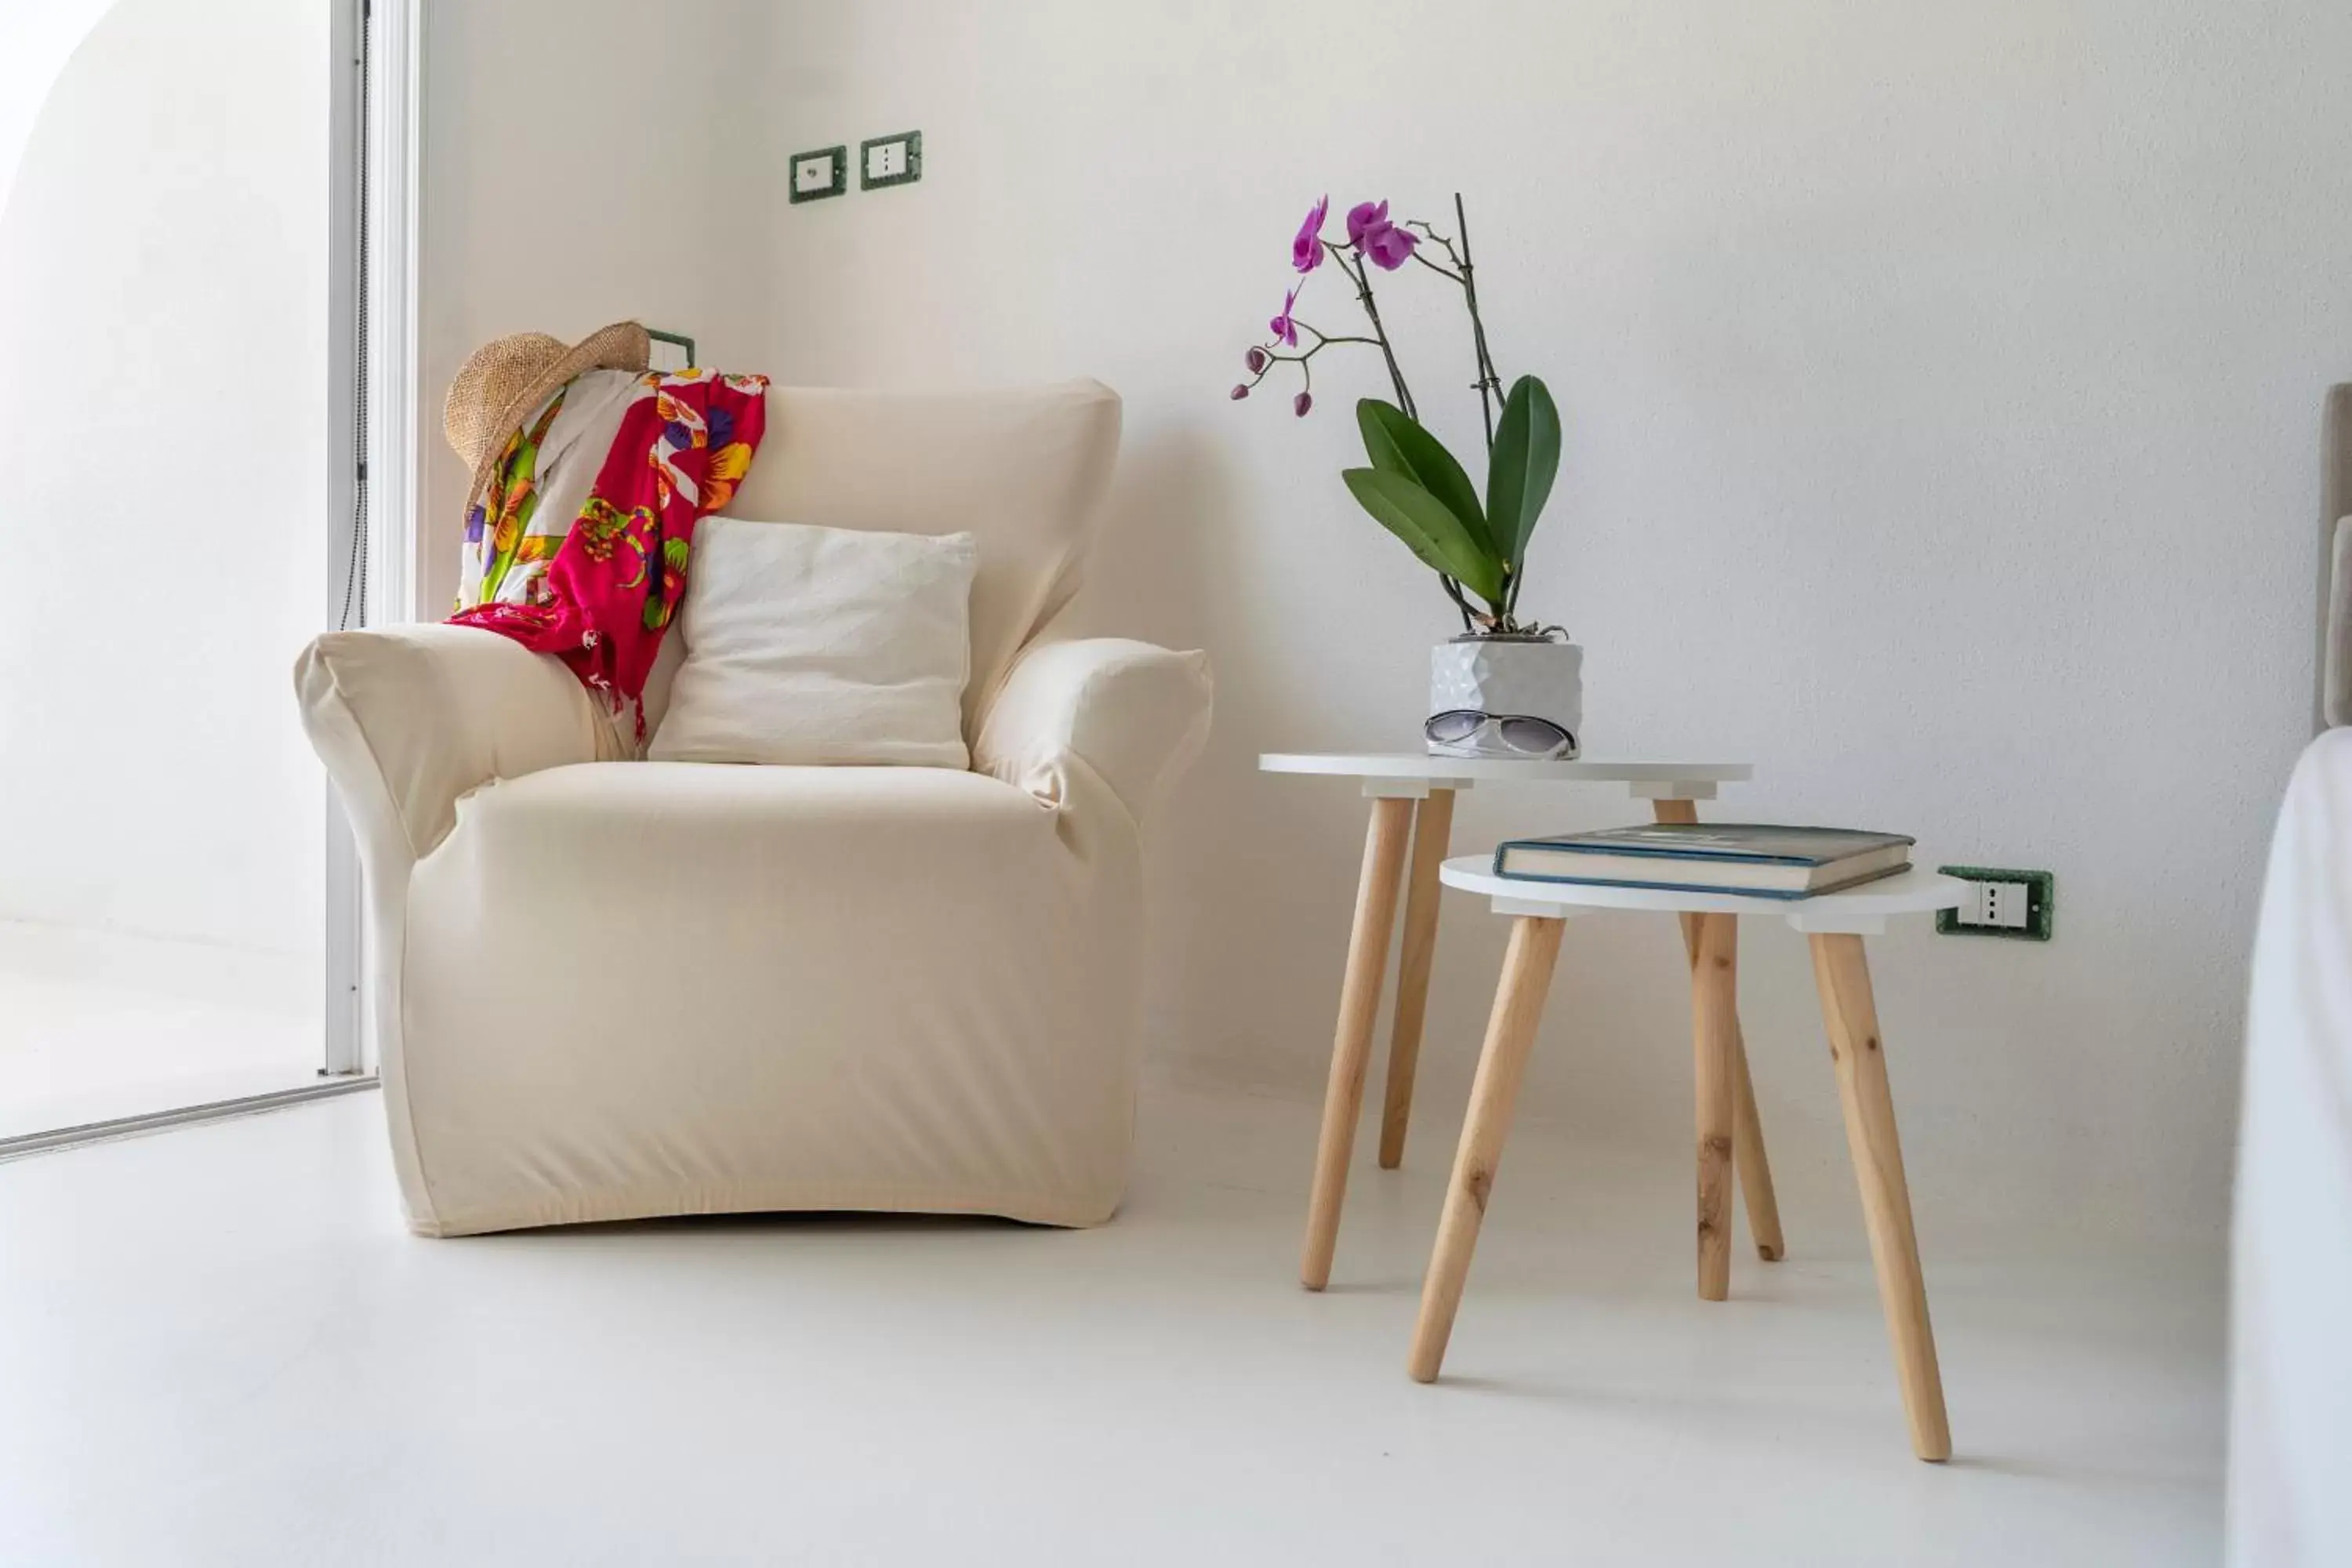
[1653,797,1785,1261]
[1409,915,1565,1382]
[1378,788,1456,1170]
[1730,1024,1782,1260]
[1301,794,1415,1291]
[1808,932,1953,1462]
[1691,912,1737,1302]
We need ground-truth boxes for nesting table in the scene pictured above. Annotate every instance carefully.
[1261,751,1968,1461]
[1415,858,1969,1461]
[1258,754,1768,1287]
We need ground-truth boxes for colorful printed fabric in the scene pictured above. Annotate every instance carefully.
[456,368,642,615]
[449,368,769,738]
[458,386,570,609]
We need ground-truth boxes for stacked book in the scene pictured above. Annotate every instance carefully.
[1492,824,1914,899]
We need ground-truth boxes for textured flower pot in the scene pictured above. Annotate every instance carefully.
[1427,634,1582,759]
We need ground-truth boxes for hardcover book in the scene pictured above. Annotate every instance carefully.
[1492,823,1915,898]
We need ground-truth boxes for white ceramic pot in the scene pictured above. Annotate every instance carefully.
[1427,635,1583,759]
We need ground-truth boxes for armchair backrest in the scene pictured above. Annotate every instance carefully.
[646,378,1122,736]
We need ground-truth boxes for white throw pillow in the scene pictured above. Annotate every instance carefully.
[648,517,977,767]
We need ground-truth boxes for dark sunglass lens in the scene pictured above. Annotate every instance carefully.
[1425,710,1484,742]
[1497,717,1568,753]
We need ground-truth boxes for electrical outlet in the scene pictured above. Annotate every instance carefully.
[1964,880,2031,929]
[1936,866,2055,942]
[860,130,922,190]
[789,145,847,204]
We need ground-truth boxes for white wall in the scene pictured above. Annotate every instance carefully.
[0,0,116,218]
[419,0,2352,1243]
[0,0,328,956]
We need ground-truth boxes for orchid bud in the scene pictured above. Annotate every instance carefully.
[1230,384,1250,401]
[1245,347,1270,373]
[1293,390,1313,417]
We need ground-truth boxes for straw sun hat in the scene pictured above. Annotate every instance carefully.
[444,320,652,508]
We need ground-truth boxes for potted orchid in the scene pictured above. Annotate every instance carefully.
[1232,193,1577,760]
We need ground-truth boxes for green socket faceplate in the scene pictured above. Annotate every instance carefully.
[789,145,847,204]
[859,130,922,191]
[1935,865,2056,942]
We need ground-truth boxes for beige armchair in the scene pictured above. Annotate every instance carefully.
[296,381,1210,1236]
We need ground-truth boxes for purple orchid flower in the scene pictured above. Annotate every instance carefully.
[1346,198,1418,270]
[1363,222,1417,270]
[1269,286,1301,347]
[1292,195,1328,273]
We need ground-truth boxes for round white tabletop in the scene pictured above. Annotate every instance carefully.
[1438,855,1968,935]
[1260,752,1752,800]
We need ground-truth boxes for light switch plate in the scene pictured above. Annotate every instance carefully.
[860,130,922,191]
[789,145,846,203]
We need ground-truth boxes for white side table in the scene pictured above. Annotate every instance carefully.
[1413,857,1969,1462]
[1258,753,1766,1292]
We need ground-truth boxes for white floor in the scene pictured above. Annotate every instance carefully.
[0,922,321,1140]
[0,1078,2222,1566]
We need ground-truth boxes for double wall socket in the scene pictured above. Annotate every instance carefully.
[789,132,923,202]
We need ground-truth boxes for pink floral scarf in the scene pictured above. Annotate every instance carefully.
[450,368,769,739]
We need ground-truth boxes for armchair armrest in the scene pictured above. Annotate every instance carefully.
[975,637,1214,827]
[295,623,619,868]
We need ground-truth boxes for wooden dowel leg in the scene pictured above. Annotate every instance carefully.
[1378,789,1456,1169]
[1409,916,1565,1382]
[1691,913,1737,1302]
[1808,932,1952,1462]
[1731,1029,1784,1261]
[1655,797,1785,1261]
[1301,795,1415,1291]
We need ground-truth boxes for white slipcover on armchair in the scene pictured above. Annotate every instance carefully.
[296,381,1210,1236]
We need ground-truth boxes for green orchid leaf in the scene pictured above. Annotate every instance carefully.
[1342,466,1505,606]
[1356,399,1495,558]
[1486,375,1561,570]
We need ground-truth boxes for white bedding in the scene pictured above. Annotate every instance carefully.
[2229,728,2352,1564]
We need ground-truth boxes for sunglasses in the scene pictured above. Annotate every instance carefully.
[1424,709,1577,760]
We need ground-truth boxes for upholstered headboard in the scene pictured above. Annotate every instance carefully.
[2321,385,2352,729]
